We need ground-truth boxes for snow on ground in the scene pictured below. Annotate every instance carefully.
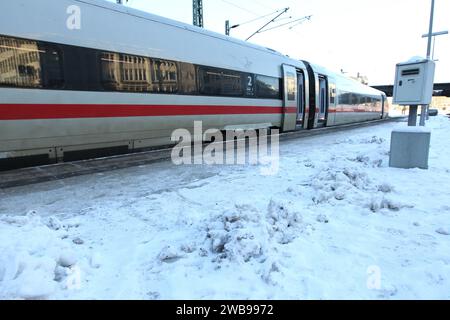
[1,116,450,300]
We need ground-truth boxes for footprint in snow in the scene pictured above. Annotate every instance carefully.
[436,228,450,236]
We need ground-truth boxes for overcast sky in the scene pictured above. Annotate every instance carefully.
[107,0,449,85]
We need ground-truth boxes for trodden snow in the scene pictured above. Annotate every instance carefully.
[1,116,449,300]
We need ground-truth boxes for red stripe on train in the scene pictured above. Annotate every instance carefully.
[0,104,298,120]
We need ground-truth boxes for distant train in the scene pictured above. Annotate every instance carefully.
[0,0,388,170]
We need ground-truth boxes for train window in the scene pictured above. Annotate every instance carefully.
[198,66,243,97]
[151,59,178,94]
[99,53,118,90]
[198,67,223,96]
[320,88,326,113]
[256,75,281,99]
[221,70,243,96]
[61,45,101,91]
[1,35,285,100]
[338,91,350,105]
[286,73,296,101]
[0,36,43,88]
[122,53,151,92]
[179,62,197,94]
[41,45,64,88]
[351,94,359,105]
[361,96,366,104]
[100,52,179,93]
[330,87,336,104]
[298,76,304,116]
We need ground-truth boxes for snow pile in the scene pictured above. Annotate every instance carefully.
[206,204,268,263]
[0,212,84,300]
[204,201,308,264]
[306,145,413,216]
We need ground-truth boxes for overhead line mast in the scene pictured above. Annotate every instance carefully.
[193,0,204,28]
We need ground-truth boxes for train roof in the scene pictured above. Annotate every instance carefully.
[1,0,300,77]
[76,0,287,58]
[1,0,383,90]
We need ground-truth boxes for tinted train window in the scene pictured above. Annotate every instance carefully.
[256,75,281,99]
[285,73,296,101]
[123,54,151,92]
[100,52,178,93]
[100,52,122,91]
[198,67,222,95]
[41,46,64,88]
[320,88,326,113]
[338,91,351,105]
[0,34,281,100]
[0,36,43,88]
[61,46,102,91]
[330,87,336,104]
[151,59,178,93]
[198,66,243,97]
[179,62,197,94]
[119,54,151,92]
[221,70,243,96]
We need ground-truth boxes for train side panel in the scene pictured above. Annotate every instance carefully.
[0,0,388,168]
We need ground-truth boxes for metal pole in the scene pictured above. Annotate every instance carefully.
[427,36,433,122]
[426,0,435,59]
[408,105,418,126]
[432,36,436,60]
[419,105,427,126]
[423,0,435,126]
[193,0,204,28]
[225,20,230,36]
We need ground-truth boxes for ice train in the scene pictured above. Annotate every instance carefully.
[0,0,388,169]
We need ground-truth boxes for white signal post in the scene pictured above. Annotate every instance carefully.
[420,0,448,125]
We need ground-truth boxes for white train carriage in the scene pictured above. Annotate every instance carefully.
[0,0,388,169]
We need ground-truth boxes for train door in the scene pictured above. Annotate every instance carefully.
[318,76,328,124]
[281,64,298,132]
[381,94,385,119]
[296,71,305,128]
[327,80,337,126]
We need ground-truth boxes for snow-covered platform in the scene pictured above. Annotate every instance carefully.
[0,118,394,189]
[1,116,449,300]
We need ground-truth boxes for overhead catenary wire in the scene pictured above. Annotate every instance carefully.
[261,15,312,32]
[219,0,262,17]
[245,7,290,41]
[230,8,290,29]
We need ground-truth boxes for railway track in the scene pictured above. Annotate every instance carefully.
[0,117,406,189]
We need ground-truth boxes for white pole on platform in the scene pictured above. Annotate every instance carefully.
[419,0,435,126]
[426,0,435,60]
